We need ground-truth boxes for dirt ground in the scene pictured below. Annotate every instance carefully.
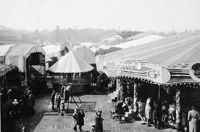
[29,94,177,132]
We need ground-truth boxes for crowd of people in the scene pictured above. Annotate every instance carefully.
[50,83,104,132]
[109,80,200,132]
[2,88,35,132]
[50,83,71,112]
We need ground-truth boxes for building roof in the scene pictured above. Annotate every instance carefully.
[98,33,200,68]
[96,33,200,83]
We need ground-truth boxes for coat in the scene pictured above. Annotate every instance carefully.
[51,91,55,101]
[73,112,78,125]
[95,115,103,132]
[77,112,85,126]
[152,102,158,121]
[188,109,200,132]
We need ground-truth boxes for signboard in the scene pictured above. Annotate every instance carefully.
[106,59,170,84]
[189,62,200,82]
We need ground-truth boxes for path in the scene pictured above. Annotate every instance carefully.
[34,95,177,132]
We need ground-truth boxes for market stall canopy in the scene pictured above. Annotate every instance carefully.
[49,51,93,73]
[73,46,95,64]
[96,33,200,84]
[97,33,200,68]
[5,44,45,72]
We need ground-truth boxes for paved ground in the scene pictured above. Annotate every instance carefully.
[33,94,177,132]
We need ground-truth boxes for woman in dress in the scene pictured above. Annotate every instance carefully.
[145,97,152,126]
[188,105,200,132]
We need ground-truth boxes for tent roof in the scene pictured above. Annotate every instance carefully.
[49,51,93,73]
[6,44,45,58]
[73,46,95,64]
[0,44,15,56]
[4,44,45,72]
[100,33,200,67]
[111,35,164,49]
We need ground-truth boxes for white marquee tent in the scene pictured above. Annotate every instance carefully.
[49,51,93,73]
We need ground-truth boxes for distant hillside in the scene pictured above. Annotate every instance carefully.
[0,26,116,44]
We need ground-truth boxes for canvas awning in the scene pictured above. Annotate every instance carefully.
[49,51,93,73]
[73,46,96,64]
[96,33,200,84]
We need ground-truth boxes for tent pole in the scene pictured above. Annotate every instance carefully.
[24,57,28,86]
[158,85,161,100]
[133,82,138,112]
[44,55,46,82]
[175,88,181,130]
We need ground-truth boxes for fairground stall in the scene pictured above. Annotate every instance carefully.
[73,46,99,89]
[0,44,46,93]
[96,33,200,130]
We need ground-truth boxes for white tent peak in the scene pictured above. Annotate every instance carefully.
[49,51,93,73]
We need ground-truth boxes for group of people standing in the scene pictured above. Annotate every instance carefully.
[139,97,200,132]
[72,109,104,132]
[113,80,200,132]
[138,97,177,129]
[73,108,85,131]
[50,84,104,132]
[51,84,71,112]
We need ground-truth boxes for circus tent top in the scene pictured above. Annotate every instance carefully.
[49,51,93,73]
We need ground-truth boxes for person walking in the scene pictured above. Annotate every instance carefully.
[55,92,61,112]
[73,108,79,131]
[77,109,85,131]
[51,90,56,111]
[188,105,200,132]
[95,110,103,132]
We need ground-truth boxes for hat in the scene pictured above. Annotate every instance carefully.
[97,110,102,114]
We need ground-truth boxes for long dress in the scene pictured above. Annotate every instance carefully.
[145,98,152,119]
[188,109,200,132]
[77,112,85,126]
[95,115,103,132]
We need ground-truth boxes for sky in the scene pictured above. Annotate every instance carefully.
[0,0,200,32]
